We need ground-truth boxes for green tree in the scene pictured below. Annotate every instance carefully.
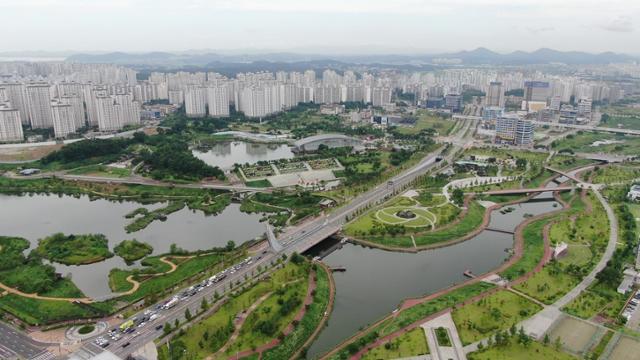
[452,188,465,206]
[163,322,172,335]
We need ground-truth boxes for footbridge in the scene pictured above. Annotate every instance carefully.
[470,185,575,196]
[544,166,585,184]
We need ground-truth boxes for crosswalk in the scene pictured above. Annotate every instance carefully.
[29,351,56,360]
[0,343,18,360]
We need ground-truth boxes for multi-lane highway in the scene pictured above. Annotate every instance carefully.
[61,119,473,359]
[0,322,55,360]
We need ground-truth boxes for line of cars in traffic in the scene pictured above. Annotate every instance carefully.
[92,255,260,349]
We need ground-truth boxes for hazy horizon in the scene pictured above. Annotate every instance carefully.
[1,0,638,54]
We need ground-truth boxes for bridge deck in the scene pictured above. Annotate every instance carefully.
[471,185,575,195]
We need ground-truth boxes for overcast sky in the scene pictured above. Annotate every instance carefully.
[2,0,639,54]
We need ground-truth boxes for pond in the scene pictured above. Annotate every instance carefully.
[305,191,560,357]
[0,193,266,298]
[192,141,295,170]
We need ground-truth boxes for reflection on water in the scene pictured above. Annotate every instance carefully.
[193,141,294,170]
[305,195,559,357]
[0,194,265,298]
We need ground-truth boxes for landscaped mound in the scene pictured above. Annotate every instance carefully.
[36,233,113,265]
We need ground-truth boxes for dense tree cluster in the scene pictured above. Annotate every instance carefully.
[139,140,224,180]
[41,138,134,164]
[596,204,638,287]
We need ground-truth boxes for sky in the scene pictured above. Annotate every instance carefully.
[2,0,639,54]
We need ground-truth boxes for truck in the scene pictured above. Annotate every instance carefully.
[119,320,134,332]
[163,297,179,309]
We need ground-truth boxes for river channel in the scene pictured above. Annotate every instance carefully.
[0,193,265,299]
[305,190,560,357]
[193,141,295,170]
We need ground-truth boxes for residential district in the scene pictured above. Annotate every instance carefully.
[0,57,639,360]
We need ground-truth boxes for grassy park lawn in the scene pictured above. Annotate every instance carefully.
[363,327,429,359]
[394,112,455,136]
[117,252,234,303]
[67,164,131,178]
[452,290,542,345]
[108,269,133,292]
[0,295,113,326]
[125,202,186,233]
[261,264,332,360]
[345,198,484,249]
[468,338,577,360]
[113,239,153,263]
[591,165,640,184]
[548,155,597,171]
[500,218,548,281]
[157,262,309,359]
[562,283,627,320]
[329,282,495,360]
[514,192,607,304]
[551,132,640,156]
[244,179,272,188]
[602,110,640,130]
[226,274,309,354]
[513,265,580,305]
[35,233,113,265]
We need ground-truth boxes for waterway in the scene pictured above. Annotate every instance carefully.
[192,141,295,170]
[305,190,560,357]
[0,193,265,299]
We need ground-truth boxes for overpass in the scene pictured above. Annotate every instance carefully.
[452,114,640,136]
[471,185,575,196]
[544,166,585,184]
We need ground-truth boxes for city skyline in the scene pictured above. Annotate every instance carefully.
[1,0,639,54]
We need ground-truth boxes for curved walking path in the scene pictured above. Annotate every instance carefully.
[213,292,273,357]
[227,270,320,359]
[113,256,181,297]
[0,255,184,303]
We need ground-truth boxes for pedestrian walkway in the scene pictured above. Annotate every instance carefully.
[420,312,466,360]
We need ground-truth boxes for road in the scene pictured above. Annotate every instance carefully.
[62,120,474,359]
[6,172,271,193]
[452,113,640,136]
[0,322,54,360]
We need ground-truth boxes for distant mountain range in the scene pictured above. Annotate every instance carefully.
[52,48,640,68]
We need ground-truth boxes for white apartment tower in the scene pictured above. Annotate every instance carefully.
[1,83,29,125]
[185,87,207,117]
[25,84,54,128]
[95,96,121,131]
[51,101,78,138]
[206,86,230,117]
[61,95,86,128]
[0,104,24,142]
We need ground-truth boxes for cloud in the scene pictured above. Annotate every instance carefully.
[527,27,555,34]
[599,16,634,32]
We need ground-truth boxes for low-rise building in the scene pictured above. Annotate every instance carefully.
[628,185,640,202]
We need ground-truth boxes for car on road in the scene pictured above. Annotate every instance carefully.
[122,342,130,348]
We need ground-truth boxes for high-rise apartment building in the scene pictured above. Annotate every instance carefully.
[206,86,230,117]
[51,100,78,138]
[495,115,533,146]
[1,83,29,125]
[524,81,551,102]
[25,84,54,128]
[485,81,505,107]
[185,87,206,117]
[0,104,24,142]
